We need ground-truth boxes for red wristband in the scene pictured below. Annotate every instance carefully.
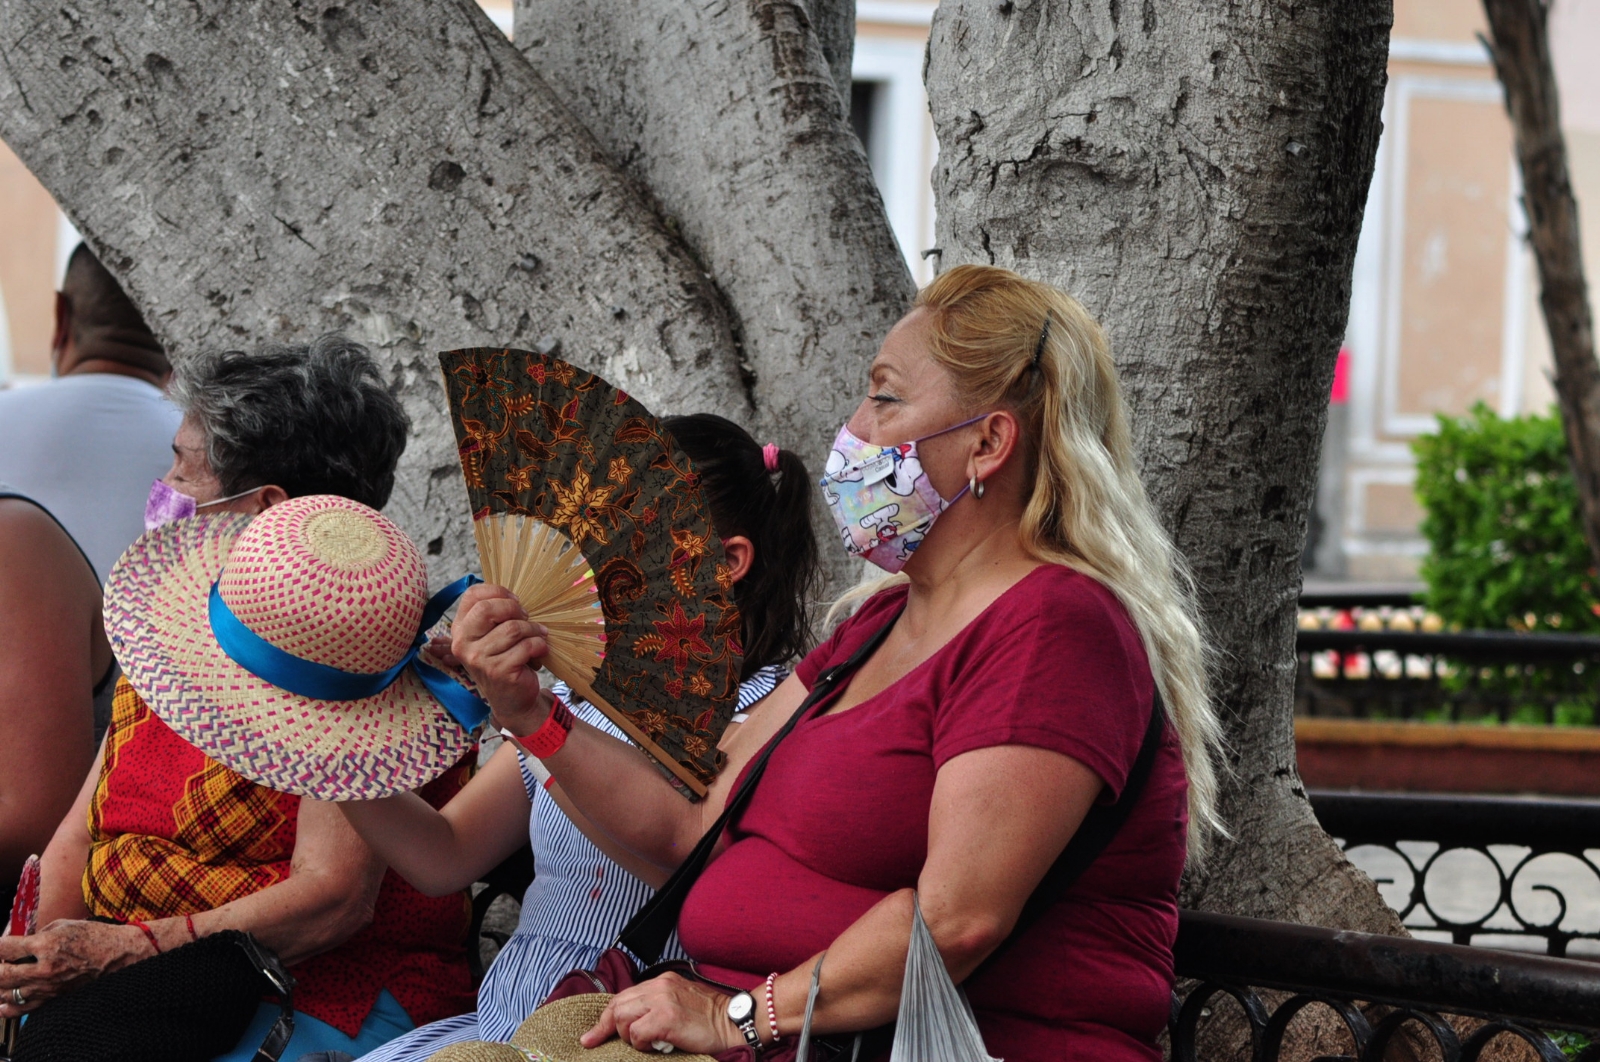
[511,696,574,759]
[185,914,198,942]
[131,920,161,955]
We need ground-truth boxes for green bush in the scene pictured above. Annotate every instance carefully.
[1412,403,1600,634]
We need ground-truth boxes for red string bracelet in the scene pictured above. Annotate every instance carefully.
[510,696,575,759]
[130,920,161,955]
[185,914,198,942]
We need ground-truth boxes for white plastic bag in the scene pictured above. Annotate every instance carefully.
[888,894,1000,1062]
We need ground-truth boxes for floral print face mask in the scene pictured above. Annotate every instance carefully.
[818,415,986,573]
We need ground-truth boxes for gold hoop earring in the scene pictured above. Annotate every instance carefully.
[971,475,984,499]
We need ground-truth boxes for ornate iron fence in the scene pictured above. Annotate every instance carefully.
[1172,910,1600,1061]
[1308,790,1600,959]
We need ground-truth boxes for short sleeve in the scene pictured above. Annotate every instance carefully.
[793,585,910,690]
[931,569,1155,799]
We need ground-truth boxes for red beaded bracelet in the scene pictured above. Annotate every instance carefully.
[510,696,575,759]
[131,920,161,955]
[764,972,782,1044]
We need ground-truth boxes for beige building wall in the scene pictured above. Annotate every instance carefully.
[0,139,64,379]
[1336,0,1600,581]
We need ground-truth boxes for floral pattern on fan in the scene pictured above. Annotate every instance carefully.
[439,348,743,796]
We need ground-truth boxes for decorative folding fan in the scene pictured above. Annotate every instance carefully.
[439,348,744,798]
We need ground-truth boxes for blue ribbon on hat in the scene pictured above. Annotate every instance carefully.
[208,572,491,732]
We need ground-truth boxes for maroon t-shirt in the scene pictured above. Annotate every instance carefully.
[677,565,1188,1061]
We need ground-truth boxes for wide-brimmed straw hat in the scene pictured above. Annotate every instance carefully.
[425,995,717,1062]
[104,494,487,800]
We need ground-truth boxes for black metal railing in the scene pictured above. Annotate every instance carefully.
[1296,628,1600,725]
[1299,588,1421,611]
[1172,910,1600,1061]
[1309,790,1600,959]
[469,844,535,983]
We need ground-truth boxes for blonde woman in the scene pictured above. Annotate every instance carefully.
[451,264,1225,1062]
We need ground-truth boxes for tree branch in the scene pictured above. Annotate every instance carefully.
[1481,0,1600,579]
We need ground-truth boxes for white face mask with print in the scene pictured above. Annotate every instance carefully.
[816,415,985,574]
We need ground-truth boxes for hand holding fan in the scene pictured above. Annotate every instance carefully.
[440,348,744,797]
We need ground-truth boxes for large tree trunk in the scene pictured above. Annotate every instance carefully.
[803,0,858,112]
[925,0,1404,934]
[1481,0,1600,581]
[0,0,754,585]
[513,0,913,594]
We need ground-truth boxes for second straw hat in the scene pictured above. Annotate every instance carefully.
[105,494,487,800]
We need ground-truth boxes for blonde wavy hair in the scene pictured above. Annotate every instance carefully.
[830,264,1226,863]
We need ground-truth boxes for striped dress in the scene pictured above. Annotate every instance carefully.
[357,666,786,1062]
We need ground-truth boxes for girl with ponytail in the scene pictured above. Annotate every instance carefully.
[336,417,820,1062]
[659,414,819,681]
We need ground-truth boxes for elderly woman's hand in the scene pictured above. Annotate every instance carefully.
[0,919,154,1017]
[451,584,552,735]
[581,972,747,1055]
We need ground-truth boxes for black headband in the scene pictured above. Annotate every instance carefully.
[1032,316,1052,368]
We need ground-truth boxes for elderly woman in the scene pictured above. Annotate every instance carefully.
[451,265,1225,1061]
[0,337,475,1061]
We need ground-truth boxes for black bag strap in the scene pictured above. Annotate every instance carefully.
[618,609,904,964]
[982,687,1167,971]
[236,934,297,1062]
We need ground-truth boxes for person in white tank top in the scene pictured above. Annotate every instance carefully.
[0,244,180,582]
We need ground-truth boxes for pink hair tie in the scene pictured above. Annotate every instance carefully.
[762,443,781,473]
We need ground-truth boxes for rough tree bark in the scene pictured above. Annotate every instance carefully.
[1482,0,1600,580]
[926,0,1404,934]
[802,0,858,110]
[513,0,912,592]
[0,0,757,584]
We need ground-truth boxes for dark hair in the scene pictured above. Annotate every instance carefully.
[663,414,820,679]
[60,243,168,376]
[168,335,410,509]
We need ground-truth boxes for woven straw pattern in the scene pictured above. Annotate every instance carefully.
[423,994,716,1062]
[218,497,425,672]
[511,995,716,1062]
[426,1044,542,1062]
[104,496,473,800]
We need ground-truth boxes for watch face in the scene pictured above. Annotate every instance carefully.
[727,992,755,1023]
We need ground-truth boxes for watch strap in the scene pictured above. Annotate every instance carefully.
[729,992,762,1054]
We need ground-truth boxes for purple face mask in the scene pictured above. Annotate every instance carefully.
[143,480,259,531]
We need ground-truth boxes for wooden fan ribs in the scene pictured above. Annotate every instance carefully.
[440,348,744,797]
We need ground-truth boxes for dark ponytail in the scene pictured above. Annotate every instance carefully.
[663,414,820,679]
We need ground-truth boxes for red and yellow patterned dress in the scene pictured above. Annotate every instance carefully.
[84,678,477,1036]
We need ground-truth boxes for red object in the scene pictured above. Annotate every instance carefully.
[512,696,575,759]
[86,680,476,1036]
[678,567,1187,1062]
[1330,347,1351,404]
[6,855,39,937]
[185,913,197,941]
[131,920,161,954]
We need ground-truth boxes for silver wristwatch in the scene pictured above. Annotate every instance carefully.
[727,991,762,1055]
